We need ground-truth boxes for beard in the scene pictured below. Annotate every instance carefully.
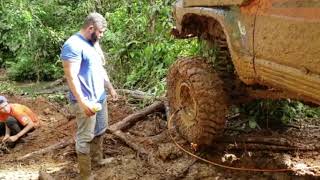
[90,32,98,43]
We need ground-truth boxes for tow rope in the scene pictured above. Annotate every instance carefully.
[167,110,294,172]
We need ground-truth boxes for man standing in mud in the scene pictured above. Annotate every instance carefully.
[60,12,118,180]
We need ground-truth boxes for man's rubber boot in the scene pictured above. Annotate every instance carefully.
[77,152,93,180]
[91,135,114,167]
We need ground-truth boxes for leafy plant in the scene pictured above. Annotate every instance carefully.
[0,0,199,96]
[103,0,200,95]
[241,99,320,128]
[0,0,95,82]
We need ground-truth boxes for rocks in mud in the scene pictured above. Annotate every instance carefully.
[221,153,239,164]
[186,163,219,179]
[0,143,10,156]
[43,108,52,115]
[38,170,55,180]
[273,153,292,169]
[157,143,183,161]
[282,154,292,167]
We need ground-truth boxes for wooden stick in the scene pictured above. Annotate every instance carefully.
[225,143,294,151]
[109,129,170,173]
[109,101,164,131]
[216,136,294,147]
[17,138,74,161]
[117,89,167,101]
[48,78,65,88]
[107,101,198,177]
[147,130,169,144]
[117,89,154,100]
[35,86,69,95]
[216,136,320,151]
[110,130,149,155]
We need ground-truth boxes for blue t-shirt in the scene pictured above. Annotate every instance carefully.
[60,33,106,103]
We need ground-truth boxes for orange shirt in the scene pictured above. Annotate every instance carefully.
[0,104,39,127]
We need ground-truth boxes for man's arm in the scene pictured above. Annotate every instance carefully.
[1,123,10,142]
[95,42,118,101]
[103,69,118,101]
[8,117,34,142]
[62,61,94,116]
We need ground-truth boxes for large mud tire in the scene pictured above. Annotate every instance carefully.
[167,57,228,145]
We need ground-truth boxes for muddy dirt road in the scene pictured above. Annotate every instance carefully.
[0,94,319,180]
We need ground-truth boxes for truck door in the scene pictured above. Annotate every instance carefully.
[253,0,320,102]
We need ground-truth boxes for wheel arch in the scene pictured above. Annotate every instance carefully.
[173,2,257,84]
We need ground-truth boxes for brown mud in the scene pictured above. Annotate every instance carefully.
[0,94,319,180]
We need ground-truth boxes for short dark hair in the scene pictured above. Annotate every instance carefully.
[82,12,107,29]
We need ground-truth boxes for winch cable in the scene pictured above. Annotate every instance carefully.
[167,109,295,172]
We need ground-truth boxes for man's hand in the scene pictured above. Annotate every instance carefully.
[2,135,10,143]
[110,89,118,101]
[79,101,95,117]
[6,135,18,143]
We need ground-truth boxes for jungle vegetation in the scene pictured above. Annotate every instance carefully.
[1,0,319,127]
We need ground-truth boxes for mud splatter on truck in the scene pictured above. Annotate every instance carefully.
[169,0,320,145]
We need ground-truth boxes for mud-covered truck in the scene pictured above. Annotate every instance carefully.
[168,0,320,145]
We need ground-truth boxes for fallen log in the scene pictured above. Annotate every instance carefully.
[216,136,320,151]
[17,138,74,161]
[109,129,171,172]
[225,143,298,151]
[107,100,198,177]
[110,130,149,156]
[47,78,65,88]
[117,89,167,101]
[117,89,154,100]
[109,101,164,131]
[217,136,294,147]
[224,143,320,151]
[147,130,169,144]
[108,106,163,168]
[35,86,69,95]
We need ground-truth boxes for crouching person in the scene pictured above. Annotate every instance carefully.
[0,96,39,146]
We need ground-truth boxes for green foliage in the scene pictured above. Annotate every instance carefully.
[47,93,68,104]
[0,0,96,81]
[0,81,42,97]
[0,82,23,95]
[1,0,319,127]
[241,99,320,128]
[0,0,199,96]
[0,80,68,104]
[103,0,200,95]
